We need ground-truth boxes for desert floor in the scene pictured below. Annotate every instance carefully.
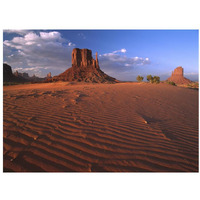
[3,82,198,172]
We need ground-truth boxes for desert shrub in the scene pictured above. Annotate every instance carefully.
[167,81,176,86]
[147,75,160,84]
[187,82,199,88]
[137,75,144,82]
[153,76,160,84]
[147,75,153,82]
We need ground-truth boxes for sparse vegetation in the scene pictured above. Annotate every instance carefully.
[187,82,199,90]
[146,75,160,84]
[167,81,176,86]
[153,76,160,84]
[147,75,153,82]
[137,75,144,82]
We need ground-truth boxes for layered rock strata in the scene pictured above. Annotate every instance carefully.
[50,48,117,83]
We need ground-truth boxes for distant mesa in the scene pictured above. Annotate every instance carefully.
[14,71,29,79]
[3,63,44,83]
[14,70,44,82]
[48,48,117,83]
[3,63,28,83]
[46,72,52,79]
[167,66,192,84]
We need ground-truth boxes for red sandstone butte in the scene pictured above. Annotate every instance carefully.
[50,48,117,83]
[167,66,192,84]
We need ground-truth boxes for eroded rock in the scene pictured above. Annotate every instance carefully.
[167,66,192,84]
[49,48,117,83]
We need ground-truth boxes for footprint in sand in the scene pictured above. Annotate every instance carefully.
[70,99,78,104]
[62,104,70,109]
[27,116,37,121]
[43,91,52,94]
[141,115,173,141]
[7,151,19,162]
[133,95,141,100]
[33,136,39,141]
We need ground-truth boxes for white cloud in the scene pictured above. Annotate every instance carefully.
[121,48,127,53]
[99,49,151,77]
[3,31,75,77]
[25,32,39,40]
[112,48,127,54]
[40,31,62,40]
[13,67,23,71]
[68,42,75,46]
[4,29,29,36]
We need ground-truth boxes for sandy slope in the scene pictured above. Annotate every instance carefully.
[3,82,198,172]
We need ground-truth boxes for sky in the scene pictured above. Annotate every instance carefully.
[3,30,199,81]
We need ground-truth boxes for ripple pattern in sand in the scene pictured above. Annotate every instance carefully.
[3,83,198,172]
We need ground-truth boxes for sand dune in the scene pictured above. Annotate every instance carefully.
[3,82,198,172]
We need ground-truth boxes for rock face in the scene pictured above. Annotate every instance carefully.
[14,70,29,79]
[50,48,117,83]
[167,66,192,84]
[3,63,44,83]
[3,63,13,81]
[3,63,27,83]
[46,72,52,79]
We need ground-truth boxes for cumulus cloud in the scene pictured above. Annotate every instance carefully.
[4,29,29,36]
[112,48,127,54]
[99,49,151,76]
[68,42,75,46]
[3,31,75,77]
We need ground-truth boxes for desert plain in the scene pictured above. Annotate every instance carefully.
[3,81,198,172]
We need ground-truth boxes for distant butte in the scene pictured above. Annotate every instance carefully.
[3,63,28,83]
[167,66,192,84]
[49,48,117,83]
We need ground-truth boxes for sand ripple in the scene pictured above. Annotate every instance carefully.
[3,82,198,172]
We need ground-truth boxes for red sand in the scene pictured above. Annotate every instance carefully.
[3,82,198,172]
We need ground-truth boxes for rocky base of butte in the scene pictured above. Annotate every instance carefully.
[47,48,117,83]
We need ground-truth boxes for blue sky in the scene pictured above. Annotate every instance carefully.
[3,30,199,81]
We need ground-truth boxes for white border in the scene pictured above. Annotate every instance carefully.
[0,1,199,200]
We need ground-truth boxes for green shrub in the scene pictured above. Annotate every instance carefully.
[167,81,176,86]
[137,75,144,82]
[147,75,153,82]
[147,75,160,84]
[153,76,160,84]
[187,82,198,88]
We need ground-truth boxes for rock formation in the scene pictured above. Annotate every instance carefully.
[167,66,192,84]
[3,63,13,81]
[49,48,117,83]
[3,63,27,83]
[14,71,29,79]
[46,72,52,79]
[3,63,45,83]
[13,70,19,77]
